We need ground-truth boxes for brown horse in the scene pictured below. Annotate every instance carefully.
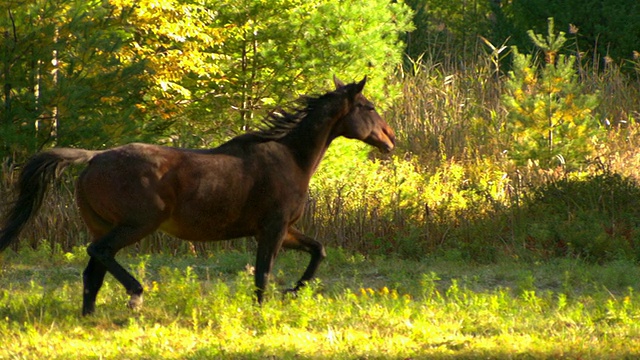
[0,77,395,315]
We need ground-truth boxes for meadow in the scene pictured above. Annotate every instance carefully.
[2,245,640,359]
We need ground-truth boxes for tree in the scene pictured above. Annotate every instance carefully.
[2,0,413,154]
[488,0,640,70]
[104,0,413,148]
[502,18,601,169]
[107,0,226,147]
[178,0,414,147]
[1,0,152,157]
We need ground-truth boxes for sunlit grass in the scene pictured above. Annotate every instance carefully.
[2,248,640,359]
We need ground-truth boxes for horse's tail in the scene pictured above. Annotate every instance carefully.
[0,148,100,252]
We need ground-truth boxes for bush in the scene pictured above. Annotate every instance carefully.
[503,18,601,169]
[517,172,640,262]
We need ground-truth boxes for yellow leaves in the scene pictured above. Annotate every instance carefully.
[144,280,160,294]
[523,68,537,87]
[107,0,225,103]
[159,81,191,98]
[99,95,124,105]
[109,0,131,8]
[513,88,526,102]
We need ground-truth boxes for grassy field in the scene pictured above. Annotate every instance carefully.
[1,245,640,359]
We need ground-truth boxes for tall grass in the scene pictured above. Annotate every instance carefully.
[392,53,505,160]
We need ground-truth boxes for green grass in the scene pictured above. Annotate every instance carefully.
[2,247,640,359]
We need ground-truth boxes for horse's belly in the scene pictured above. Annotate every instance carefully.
[158,217,254,242]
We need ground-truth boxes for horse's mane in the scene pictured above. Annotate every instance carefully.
[251,89,339,140]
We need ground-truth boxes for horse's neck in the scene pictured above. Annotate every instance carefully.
[308,145,331,175]
[282,109,341,175]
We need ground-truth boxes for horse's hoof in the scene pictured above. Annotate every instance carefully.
[128,294,144,311]
[282,288,298,299]
[81,306,95,317]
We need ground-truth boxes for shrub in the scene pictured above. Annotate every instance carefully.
[517,172,640,262]
[503,18,602,170]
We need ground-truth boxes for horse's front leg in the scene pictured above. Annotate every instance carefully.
[254,224,287,304]
[282,227,327,293]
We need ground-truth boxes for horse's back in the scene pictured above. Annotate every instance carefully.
[75,142,263,241]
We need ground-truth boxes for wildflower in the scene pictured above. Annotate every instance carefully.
[244,264,255,275]
[391,289,399,300]
[568,24,579,34]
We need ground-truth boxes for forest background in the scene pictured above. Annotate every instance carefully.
[2,0,640,264]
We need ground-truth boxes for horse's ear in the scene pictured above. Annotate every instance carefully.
[345,76,367,100]
[333,75,346,89]
[355,76,367,93]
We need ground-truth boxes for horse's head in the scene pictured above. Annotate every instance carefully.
[333,76,396,153]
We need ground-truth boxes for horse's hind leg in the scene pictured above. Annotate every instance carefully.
[82,257,107,316]
[282,227,326,292]
[86,225,153,312]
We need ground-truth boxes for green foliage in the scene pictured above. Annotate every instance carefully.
[517,172,640,262]
[1,0,412,154]
[192,0,413,144]
[1,0,152,156]
[403,0,495,63]
[527,17,567,59]
[500,0,640,66]
[306,140,511,260]
[119,0,412,147]
[503,18,601,169]
[405,0,640,72]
